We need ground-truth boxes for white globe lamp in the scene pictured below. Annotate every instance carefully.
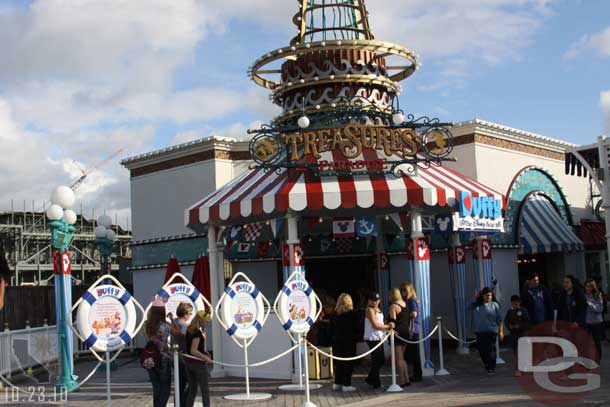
[64,209,77,225]
[46,204,64,221]
[392,112,405,125]
[97,214,113,229]
[51,186,75,209]
[95,226,108,239]
[105,229,116,242]
[297,115,310,129]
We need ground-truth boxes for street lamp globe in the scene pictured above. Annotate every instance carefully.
[46,204,64,221]
[392,112,405,125]
[64,209,77,225]
[106,230,116,241]
[97,214,113,229]
[51,186,75,209]
[95,226,107,239]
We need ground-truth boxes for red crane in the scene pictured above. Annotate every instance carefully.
[70,148,124,191]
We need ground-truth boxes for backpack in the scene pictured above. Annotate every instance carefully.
[140,340,161,370]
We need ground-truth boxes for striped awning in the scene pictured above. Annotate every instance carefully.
[519,194,584,254]
[186,148,504,229]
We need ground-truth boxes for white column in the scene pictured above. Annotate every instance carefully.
[597,136,610,296]
[410,210,434,376]
[207,225,225,378]
[287,212,299,273]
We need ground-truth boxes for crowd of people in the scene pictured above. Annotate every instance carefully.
[138,272,608,406]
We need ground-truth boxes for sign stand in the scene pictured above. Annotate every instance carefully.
[278,334,323,391]
[105,351,111,407]
[216,273,272,401]
[299,339,315,407]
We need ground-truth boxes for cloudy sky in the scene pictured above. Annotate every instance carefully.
[0,0,609,227]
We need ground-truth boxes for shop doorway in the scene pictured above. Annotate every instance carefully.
[305,256,376,305]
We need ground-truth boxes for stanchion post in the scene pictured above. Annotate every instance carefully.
[299,341,316,407]
[244,339,250,397]
[435,318,449,376]
[105,351,111,407]
[385,332,402,393]
[173,345,180,407]
[298,335,304,388]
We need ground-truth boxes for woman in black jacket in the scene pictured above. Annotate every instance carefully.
[557,275,586,328]
[331,293,360,392]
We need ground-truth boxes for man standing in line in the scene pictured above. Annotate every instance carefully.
[521,273,554,325]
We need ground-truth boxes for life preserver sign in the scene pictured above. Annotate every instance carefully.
[76,284,137,352]
[157,283,206,323]
[221,282,265,340]
[277,279,317,334]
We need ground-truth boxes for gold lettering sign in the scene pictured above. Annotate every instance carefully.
[284,125,420,161]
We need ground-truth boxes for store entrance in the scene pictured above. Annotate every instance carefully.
[305,256,376,304]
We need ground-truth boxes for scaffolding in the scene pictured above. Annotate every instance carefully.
[0,201,132,286]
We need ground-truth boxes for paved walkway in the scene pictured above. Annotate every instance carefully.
[1,342,608,406]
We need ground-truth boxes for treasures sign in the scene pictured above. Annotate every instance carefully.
[249,123,453,176]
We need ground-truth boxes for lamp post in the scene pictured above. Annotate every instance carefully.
[46,186,79,392]
[95,215,116,279]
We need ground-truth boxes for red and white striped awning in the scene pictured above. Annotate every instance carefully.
[186,148,504,229]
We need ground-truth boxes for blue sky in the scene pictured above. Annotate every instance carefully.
[0,0,609,220]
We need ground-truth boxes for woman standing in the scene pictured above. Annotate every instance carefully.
[557,275,587,328]
[388,288,410,387]
[472,287,504,375]
[364,292,390,389]
[145,298,172,407]
[584,279,604,360]
[400,283,422,382]
[331,293,360,392]
[185,310,213,407]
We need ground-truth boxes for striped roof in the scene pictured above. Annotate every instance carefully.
[519,194,583,254]
[186,147,505,229]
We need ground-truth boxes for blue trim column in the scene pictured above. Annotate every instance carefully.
[410,210,434,376]
[208,225,225,378]
[448,234,468,354]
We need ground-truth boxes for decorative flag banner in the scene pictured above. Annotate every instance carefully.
[257,242,269,258]
[388,213,403,231]
[243,223,264,242]
[228,226,243,241]
[335,238,353,254]
[472,239,494,291]
[356,216,377,237]
[448,245,468,352]
[237,242,251,253]
[406,238,415,284]
[320,238,332,253]
[333,217,355,238]
[270,218,284,238]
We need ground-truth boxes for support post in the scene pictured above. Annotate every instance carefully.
[207,225,225,378]
[598,137,610,296]
[173,345,180,407]
[375,217,389,312]
[448,233,469,355]
[409,210,434,376]
[106,351,111,407]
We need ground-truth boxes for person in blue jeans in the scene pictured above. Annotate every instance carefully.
[472,287,504,375]
[145,298,172,407]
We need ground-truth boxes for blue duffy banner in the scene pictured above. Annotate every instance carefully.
[452,191,504,233]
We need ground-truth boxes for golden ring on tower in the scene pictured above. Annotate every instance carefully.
[249,39,418,91]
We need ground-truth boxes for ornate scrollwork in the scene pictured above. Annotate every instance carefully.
[248,133,283,166]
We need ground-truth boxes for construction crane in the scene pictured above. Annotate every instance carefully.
[70,148,124,191]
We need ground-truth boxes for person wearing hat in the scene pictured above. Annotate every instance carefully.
[472,287,504,375]
[185,310,213,407]
[364,291,390,389]
[145,297,172,407]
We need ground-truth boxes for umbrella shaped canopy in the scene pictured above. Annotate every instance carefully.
[164,257,185,284]
[191,256,211,302]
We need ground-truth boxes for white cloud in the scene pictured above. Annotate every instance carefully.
[565,26,610,60]
[602,90,610,134]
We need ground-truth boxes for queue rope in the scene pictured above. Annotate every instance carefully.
[443,327,477,344]
[306,332,390,361]
[394,325,439,344]
[180,342,299,368]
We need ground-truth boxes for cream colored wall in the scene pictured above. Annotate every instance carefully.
[472,143,592,222]
[443,143,478,180]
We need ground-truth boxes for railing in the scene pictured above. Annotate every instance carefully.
[0,321,134,378]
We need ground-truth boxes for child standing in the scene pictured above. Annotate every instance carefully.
[504,295,530,376]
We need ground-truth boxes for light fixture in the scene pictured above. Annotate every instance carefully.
[298,115,310,129]
[392,111,405,125]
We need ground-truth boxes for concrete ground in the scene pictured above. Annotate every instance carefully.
[0,342,608,407]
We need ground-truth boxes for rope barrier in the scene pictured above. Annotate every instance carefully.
[443,327,477,344]
[180,343,300,368]
[394,325,439,344]
[306,332,391,361]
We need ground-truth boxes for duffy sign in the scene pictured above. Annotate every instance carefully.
[452,191,504,233]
